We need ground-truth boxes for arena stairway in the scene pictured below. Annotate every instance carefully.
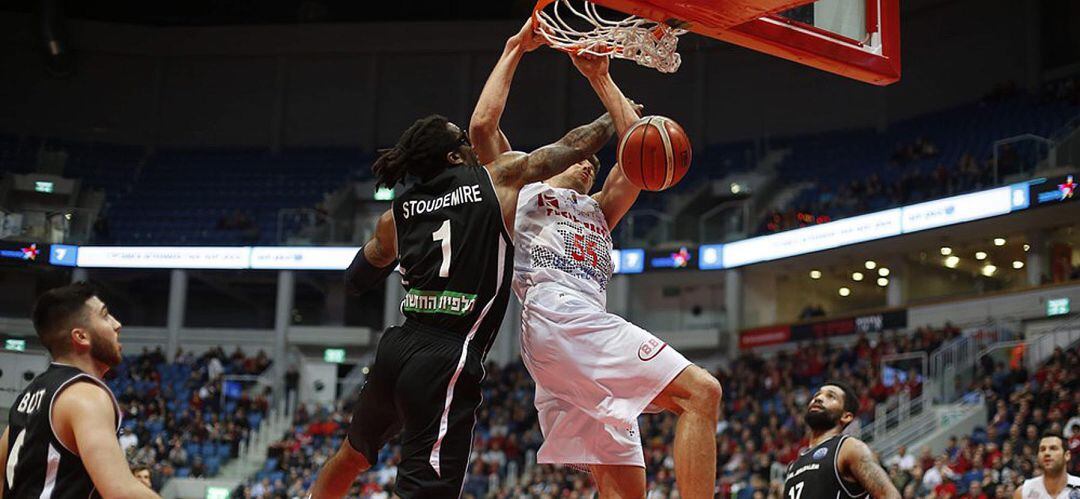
[866,318,1080,460]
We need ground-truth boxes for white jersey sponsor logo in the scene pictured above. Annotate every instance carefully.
[512,183,613,302]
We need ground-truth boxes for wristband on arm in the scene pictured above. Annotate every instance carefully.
[345,246,396,295]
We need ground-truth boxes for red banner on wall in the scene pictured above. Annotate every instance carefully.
[739,309,908,350]
[739,325,792,349]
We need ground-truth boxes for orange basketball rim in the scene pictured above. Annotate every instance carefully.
[533,0,900,85]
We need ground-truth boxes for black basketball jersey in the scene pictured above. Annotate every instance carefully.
[392,165,513,355]
[4,363,121,499]
[784,434,868,499]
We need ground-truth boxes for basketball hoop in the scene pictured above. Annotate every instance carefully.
[533,0,686,73]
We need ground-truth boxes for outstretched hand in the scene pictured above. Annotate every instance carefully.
[569,51,610,80]
[511,17,547,52]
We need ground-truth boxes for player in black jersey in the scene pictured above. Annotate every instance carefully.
[308,41,614,499]
[0,282,160,499]
[783,382,900,499]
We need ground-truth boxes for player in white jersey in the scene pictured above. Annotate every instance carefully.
[469,20,722,498]
[1015,433,1080,499]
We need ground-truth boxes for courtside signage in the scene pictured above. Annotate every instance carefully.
[698,244,724,270]
[76,246,251,269]
[249,247,360,270]
[900,186,1013,233]
[611,249,645,274]
[49,244,78,266]
[722,209,902,268]
[66,245,647,272]
[48,177,1067,272]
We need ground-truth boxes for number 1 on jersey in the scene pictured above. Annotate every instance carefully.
[6,429,25,488]
[432,220,452,278]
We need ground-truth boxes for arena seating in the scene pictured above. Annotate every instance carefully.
[2,79,1074,248]
[229,333,1079,498]
[106,347,272,488]
[886,344,1080,498]
[757,82,1079,236]
[233,326,971,498]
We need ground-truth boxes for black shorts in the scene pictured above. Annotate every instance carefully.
[347,320,485,498]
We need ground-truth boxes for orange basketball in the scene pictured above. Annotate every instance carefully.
[617,116,692,191]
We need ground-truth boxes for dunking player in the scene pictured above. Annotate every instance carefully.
[0,283,160,498]
[469,23,723,498]
[1014,433,1079,499]
[783,382,900,499]
[308,31,616,498]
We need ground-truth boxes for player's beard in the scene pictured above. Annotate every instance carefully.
[805,406,841,432]
[89,330,122,368]
[1040,456,1065,475]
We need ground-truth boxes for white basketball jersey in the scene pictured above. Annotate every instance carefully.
[512,182,614,304]
[1020,475,1080,499]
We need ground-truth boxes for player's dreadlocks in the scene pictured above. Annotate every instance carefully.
[373,114,464,188]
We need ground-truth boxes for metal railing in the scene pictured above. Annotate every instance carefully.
[1049,113,1080,168]
[927,323,1015,403]
[977,315,1080,374]
[1021,320,1080,371]
[993,134,1053,183]
[859,391,932,446]
[866,318,1077,457]
[859,322,1015,455]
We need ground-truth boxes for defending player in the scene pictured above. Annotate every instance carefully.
[469,22,723,498]
[308,37,616,497]
[1014,433,1079,499]
[0,282,160,498]
[783,382,901,499]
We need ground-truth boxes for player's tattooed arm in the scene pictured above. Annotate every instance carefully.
[364,210,398,268]
[345,210,398,295]
[840,438,901,499]
[470,18,545,165]
[492,112,615,188]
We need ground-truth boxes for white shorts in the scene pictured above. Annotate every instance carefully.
[520,283,691,468]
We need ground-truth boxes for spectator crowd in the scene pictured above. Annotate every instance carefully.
[228,326,1025,499]
[106,346,274,490]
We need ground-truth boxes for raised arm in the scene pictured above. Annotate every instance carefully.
[488,112,615,190]
[54,383,161,498]
[344,210,398,295]
[469,19,545,165]
[570,53,645,229]
[839,438,902,499]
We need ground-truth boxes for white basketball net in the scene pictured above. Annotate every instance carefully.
[534,0,686,73]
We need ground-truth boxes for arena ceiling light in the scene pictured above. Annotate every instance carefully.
[975,251,988,261]
[809,269,822,279]
[878,267,890,277]
[1023,244,1030,252]
[1012,260,1024,269]
[940,246,952,256]
[864,260,877,270]
[944,255,960,268]
[993,237,1007,246]
[877,277,889,287]
[838,287,851,297]
[852,271,864,281]
[730,183,742,194]
[981,264,997,276]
